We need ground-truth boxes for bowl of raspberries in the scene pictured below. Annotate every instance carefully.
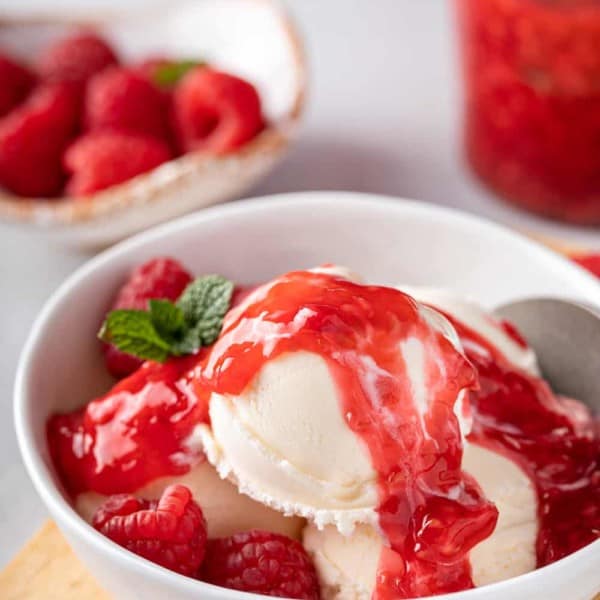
[0,0,305,246]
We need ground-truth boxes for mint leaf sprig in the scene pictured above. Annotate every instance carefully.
[99,275,234,363]
[153,60,205,87]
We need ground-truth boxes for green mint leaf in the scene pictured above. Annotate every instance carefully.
[153,60,205,87]
[171,326,205,356]
[176,275,234,349]
[98,274,234,362]
[149,299,185,339]
[98,309,171,363]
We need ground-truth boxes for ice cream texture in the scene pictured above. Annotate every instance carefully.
[199,280,473,534]
[303,443,538,598]
[301,285,598,598]
[47,266,599,599]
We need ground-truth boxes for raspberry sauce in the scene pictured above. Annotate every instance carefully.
[48,354,208,495]
[48,271,497,597]
[47,270,599,597]
[456,0,600,223]
[47,286,257,496]
[444,313,600,566]
[195,271,498,598]
[574,253,600,279]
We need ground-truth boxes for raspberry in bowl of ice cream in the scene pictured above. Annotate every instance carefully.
[14,192,600,600]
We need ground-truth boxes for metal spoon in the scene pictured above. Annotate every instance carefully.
[495,298,600,411]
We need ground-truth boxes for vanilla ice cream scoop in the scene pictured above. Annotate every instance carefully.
[198,267,478,535]
[297,285,552,598]
[303,443,537,599]
[200,350,380,533]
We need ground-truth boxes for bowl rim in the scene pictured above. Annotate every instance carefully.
[14,191,600,600]
[0,0,307,227]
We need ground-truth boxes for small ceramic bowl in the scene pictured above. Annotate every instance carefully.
[14,192,600,599]
[0,0,306,248]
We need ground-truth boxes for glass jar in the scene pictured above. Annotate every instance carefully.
[456,0,600,224]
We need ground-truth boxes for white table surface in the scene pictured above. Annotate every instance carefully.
[2,0,600,568]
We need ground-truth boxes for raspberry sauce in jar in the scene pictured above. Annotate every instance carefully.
[456,0,600,223]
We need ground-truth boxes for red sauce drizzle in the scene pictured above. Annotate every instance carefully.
[48,271,497,598]
[194,271,497,598]
[456,0,600,223]
[48,354,208,495]
[51,272,600,593]
[442,312,600,566]
[47,287,258,495]
[47,271,600,595]
[574,253,600,279]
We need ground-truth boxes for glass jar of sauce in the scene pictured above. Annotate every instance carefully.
[456,0,600,224]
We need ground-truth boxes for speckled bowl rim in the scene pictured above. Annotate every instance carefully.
[0,0,307,227]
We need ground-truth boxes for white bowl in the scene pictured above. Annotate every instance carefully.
[14,192,600,600]
[0,0,306,248]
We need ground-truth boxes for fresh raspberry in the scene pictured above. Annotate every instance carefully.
[0,54,36,117]
[0,83,80,197]
[111,257,193,310]
[103,257,192,378]
[85,67,170,140]
[171,68,264,155]
[103,345,147,379]
[201,530,320,599]
[37,32,118,83]
[63,131,171,196]
[93,484,207,577]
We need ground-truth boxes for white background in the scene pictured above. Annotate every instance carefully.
[1,0,600,567]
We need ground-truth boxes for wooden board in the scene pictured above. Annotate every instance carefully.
[0,521,109,600]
